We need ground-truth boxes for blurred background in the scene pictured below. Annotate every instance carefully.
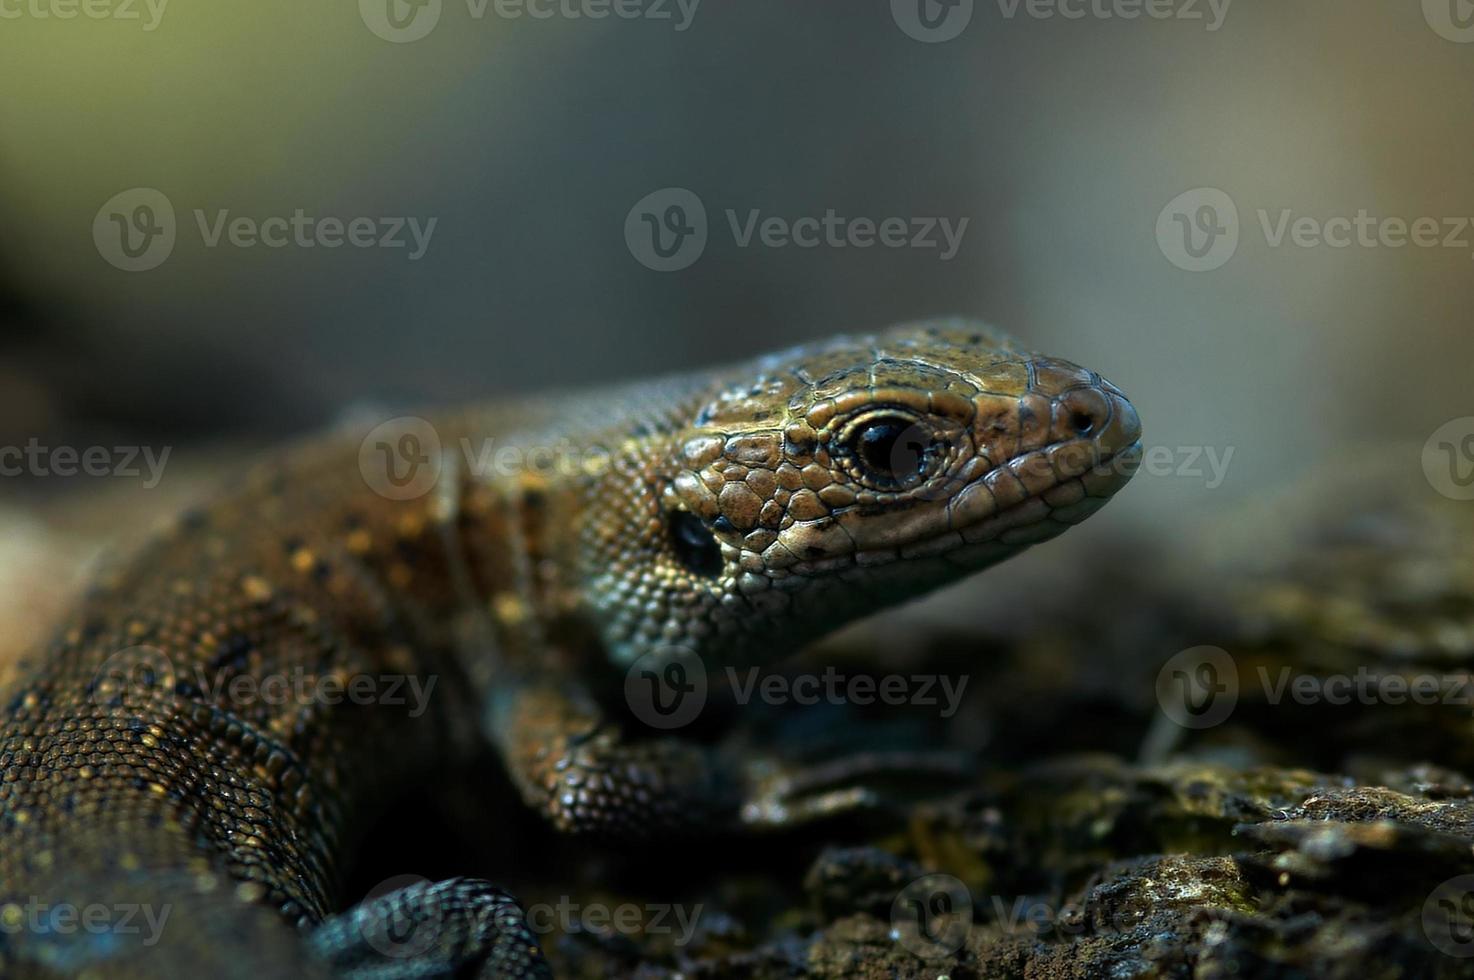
[1,0,1471,647]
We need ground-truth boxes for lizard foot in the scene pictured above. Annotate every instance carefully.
[307,877,552,980]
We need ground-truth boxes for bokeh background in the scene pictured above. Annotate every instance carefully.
[1,0,1472,645]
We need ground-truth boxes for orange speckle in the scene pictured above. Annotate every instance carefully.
[241,576,274,603]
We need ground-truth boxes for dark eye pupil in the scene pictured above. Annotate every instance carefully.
[857,419,925,479]
[668,511,722,578]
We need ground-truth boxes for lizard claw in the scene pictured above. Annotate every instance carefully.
[737,749,972,830]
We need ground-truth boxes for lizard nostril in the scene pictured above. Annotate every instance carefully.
[1059,387,1112,441]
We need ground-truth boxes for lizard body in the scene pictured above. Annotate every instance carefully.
[0,321,1141,977]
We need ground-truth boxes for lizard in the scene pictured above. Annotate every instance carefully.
[0,319,1143,978]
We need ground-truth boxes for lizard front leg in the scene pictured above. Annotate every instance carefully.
[486,669,970,838]
[495,323,1140,837]
[488,672,737,838]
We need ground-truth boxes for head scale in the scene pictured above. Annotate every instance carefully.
[580,320,1142,671]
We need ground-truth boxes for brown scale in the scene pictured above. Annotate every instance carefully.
[0,322,1142,978]
[0,433,484,976]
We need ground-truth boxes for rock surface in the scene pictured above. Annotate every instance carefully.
[7,464,1474,978]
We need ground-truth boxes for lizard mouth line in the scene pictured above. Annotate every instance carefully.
[830,440,1144,566]
[948,439,1143,541]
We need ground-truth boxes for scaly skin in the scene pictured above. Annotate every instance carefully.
[0,320,1142,977]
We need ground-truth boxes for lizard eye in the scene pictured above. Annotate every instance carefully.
[838,411,937,490]
[668,510,723,578]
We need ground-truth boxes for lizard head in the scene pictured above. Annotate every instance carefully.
[581,320,1142,671]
